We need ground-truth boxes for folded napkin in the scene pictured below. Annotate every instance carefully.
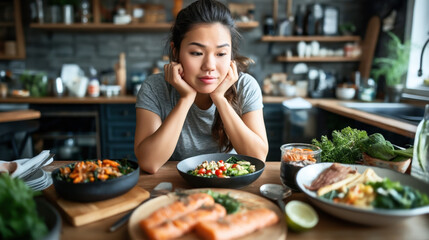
[0,150,53,178]
[282,97,312,110]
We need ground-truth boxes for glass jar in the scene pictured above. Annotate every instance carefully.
[358,78,377,101]
[411,104,429,183]
[280,143,321,191]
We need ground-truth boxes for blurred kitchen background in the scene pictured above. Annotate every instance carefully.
[0,0,428,161]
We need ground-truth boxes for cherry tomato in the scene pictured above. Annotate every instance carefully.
[232,164,238,168]
[218,160,224,164]
[198,168,206,175]
[206,170,213,175]
[219,166,227,172]
[215,169,223,177]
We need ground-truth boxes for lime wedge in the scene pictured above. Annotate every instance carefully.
[285,200,319,232]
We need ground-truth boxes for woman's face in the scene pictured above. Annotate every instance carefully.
[178,23,232,94]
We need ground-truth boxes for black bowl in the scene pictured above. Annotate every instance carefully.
[177,153,265,188]
[35,198,61,240]
[51,160,139,202]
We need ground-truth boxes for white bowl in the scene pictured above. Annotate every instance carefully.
[296,163,429,226]
[336,87,356,100]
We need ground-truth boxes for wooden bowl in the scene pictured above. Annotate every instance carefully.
[362,152,411,174]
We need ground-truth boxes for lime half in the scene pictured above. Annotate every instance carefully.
[285,200,319,232]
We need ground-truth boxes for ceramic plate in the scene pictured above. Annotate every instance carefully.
[128,188,286,240]
[296,162,429,226]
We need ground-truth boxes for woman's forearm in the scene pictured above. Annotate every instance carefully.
[212,97,268,161]
[135,98,194,173]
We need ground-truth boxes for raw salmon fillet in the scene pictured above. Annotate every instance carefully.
[194,208,279,240]
[140,193,215,232]
[144,203,226,240]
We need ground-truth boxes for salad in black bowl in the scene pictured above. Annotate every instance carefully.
[177,153,265,188]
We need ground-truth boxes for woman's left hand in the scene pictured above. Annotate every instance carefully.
[210,60,238,100]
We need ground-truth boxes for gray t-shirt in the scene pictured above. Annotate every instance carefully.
[136,72,263,160]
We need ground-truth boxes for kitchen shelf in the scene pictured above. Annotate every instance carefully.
[261,35,361,42]
[29,21,259,31]
[236,21,259,29]
[0,54,25,60]
[29,22,173,31]
[276,56,361,62]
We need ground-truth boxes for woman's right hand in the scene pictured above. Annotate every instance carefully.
[164,62,197,100]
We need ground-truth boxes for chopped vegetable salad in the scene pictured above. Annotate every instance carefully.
[187,156,256,178]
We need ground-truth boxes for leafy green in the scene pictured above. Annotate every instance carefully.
[225,156,240,164]
[206,190,240,214]
[367,178,429,209]
[358,133,413,161]
[0,174,48,240]
[312,127,368,163]
[393,147,414,158]
[358,133,395,160]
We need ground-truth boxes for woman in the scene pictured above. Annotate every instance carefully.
[134,0,268,174]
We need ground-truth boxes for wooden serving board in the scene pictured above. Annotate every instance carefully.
[43,185,149,226]
[128,189,287,240]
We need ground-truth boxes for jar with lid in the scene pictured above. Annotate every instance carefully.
[411,104,429,183]
[87,67,100,97]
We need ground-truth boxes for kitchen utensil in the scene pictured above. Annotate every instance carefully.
[109,182,173,232]
[296,163,429,226]
[128,189,287,240]
[51,159,139,202]
[177,153,265,188]
[260,183,292,212]
[22,153,55,181]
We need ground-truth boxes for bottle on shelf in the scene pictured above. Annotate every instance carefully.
[411,104,429,183]
[294,4,305,36]
[87,67,100,97]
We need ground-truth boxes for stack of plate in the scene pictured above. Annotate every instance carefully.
[24,168,52,191]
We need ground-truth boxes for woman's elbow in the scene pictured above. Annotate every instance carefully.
[138,160,159,174]
[135,152,161,174]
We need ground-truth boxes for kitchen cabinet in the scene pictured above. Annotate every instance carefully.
[100,104,136,160]
[0,0,25,59]
[261,35,361,63]
[263,103,284,161]
[29,0,258,32]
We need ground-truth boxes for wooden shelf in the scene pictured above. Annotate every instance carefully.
[30,21,259,31]
[30,22,173,31]
[235,21,259,29]
[276,56,361,62]
[261,35,361,42]
[0,54,25,60]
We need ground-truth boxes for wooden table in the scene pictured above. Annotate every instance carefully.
[0,109,40,123]
[44,161,429,240]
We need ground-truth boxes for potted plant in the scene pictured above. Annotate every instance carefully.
[371,31,410,102]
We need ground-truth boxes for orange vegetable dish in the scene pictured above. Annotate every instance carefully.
[58,159,132,183]
[282,148,317,162]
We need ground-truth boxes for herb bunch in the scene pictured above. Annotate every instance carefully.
[312,127,368,164]
[0,174,48,240]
